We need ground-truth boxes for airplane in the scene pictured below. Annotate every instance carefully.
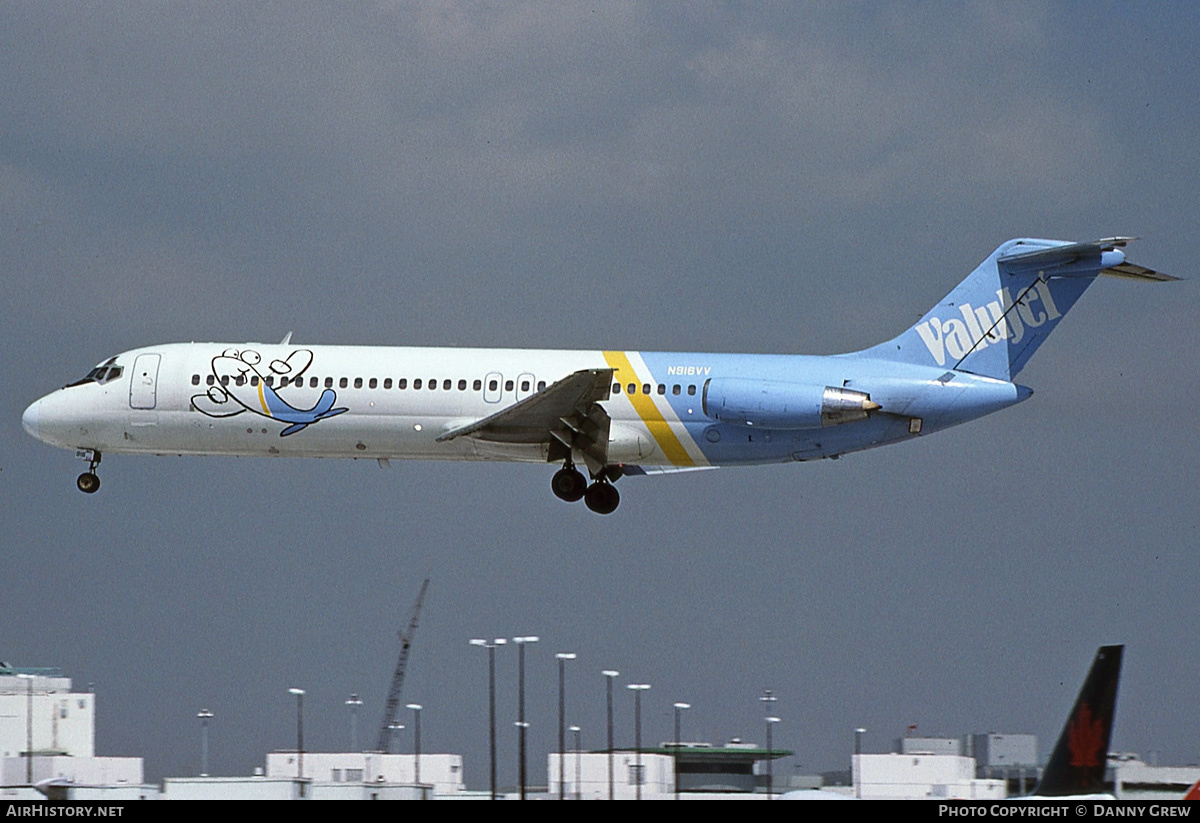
[780,644,1124,800]
[1025,644,1123,799]
[22,237,1173,513]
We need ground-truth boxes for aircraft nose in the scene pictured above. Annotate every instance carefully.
[21,398,41,441]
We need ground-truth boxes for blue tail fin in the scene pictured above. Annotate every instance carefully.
[859,238,1145,380]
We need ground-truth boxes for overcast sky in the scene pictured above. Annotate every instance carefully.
[3,2,1198,786]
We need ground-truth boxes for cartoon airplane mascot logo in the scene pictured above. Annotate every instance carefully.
[191,348,347,436]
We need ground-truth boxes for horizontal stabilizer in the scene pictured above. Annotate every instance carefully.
[997,237,1133,273]
[1100,262,1179,282]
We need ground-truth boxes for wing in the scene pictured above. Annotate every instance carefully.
[437,367,614,469]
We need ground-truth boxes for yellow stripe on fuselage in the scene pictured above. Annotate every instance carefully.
[602,350,695,467]
[257,382,272,417]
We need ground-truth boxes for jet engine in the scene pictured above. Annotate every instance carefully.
[701,378,879,429]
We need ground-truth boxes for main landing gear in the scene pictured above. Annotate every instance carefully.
[76,450,102,494]
[551,465,587,502]
[551,462,620,514]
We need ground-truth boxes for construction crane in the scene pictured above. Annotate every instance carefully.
[375,576,430,753]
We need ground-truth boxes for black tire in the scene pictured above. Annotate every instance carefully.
[584,482,620,514]
[76,472,100,494]
[551,467,587,502]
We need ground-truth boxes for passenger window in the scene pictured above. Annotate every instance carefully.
[206,375,215,386]
[627,383,636,394]
[310,377,318,388]
[354,377,363,389]
[339,378,348,388]
[474,379,482,391]
[220,376,229,386]
[235,375,246,386]
[369,378,377,389]
[265,376,274,387]
[613,383,621,394]
[413,379,422,390]
[398,378,408,389]
[672,384,681,395]
[429,379,437,390]
[280,376,290,387]
[537,380,546,391]
[458,379,467,390]
[443,379,452,390]
[688,385,696,395]
[521,380,530,392]
[251,376,260,387]
[642,384,651,395]
[384,378,393,389]
[325,377,334,388]
[488,379,498,391]
[505,379,514,392]
[657,384,666,395]
[191,374,200,385]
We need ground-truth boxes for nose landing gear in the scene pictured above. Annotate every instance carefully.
[76,450,101,494]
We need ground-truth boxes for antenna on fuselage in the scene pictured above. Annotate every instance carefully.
[280,331,293,345]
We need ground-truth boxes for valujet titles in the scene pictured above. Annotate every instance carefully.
[916,282,1062,366]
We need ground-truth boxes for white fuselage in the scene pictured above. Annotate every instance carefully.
[24,343,728,466]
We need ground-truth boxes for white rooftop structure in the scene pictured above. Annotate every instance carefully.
[0,665,147,797]
[853,753,1005,800]
[0,667,94,759]
[265,751,464,797]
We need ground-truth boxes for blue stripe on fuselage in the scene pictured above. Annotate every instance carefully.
[632,351,1024,464]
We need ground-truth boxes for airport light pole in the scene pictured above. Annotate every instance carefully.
[18,674,33,785]
[570,725,581,800]
[470,638,506,799]
[345,693,363,752]
[628,684,650,800]
[513,636,539,800]
[388,720,405,756]
[760,689,778,799]
[556,652,576,800]
[197,709,214,776]
[603,670,619,800]
[765,716,781,799]
[288,688,305,780]
[406,704,422,786]
[854,727,866,799]
[513,721,530,796]
[673,702,691,800]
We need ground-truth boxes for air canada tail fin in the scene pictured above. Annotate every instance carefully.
[858,239,1174,381]
[1032,645,1123,798]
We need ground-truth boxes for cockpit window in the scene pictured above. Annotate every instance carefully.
[66,357,124,388]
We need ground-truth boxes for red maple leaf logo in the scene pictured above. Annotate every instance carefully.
[1067,703,1104,769]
